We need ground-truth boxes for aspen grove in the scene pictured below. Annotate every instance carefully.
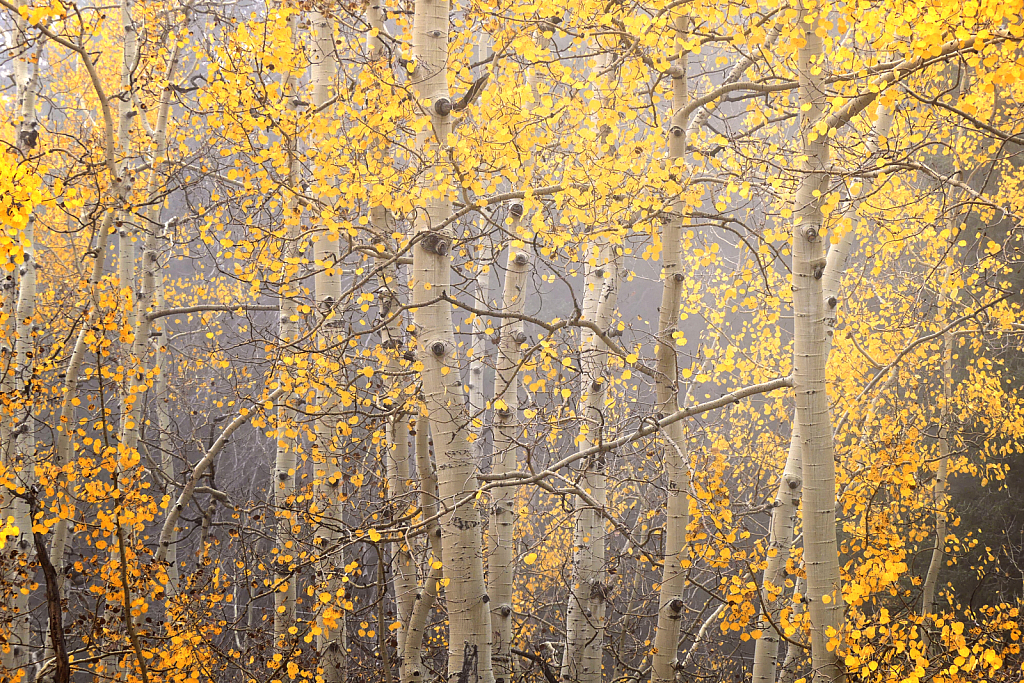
[3,1,1024,683]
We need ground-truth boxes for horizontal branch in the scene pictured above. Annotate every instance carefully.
[146,304,278,322]
[679,80,796,123]
[480,375,793,485]
[440,293,659,379]
[434,184,572,233]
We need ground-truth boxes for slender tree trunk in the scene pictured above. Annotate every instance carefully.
[410,1,493,679]
[650,14,692,683]
[401,422,441,683]
[114,0,138,364]
[751,101,894,683]
[750,437,802,683]
[154,248,177,593]
[778,577,807,683]
[921,91,963,632]
[99,2,141,675]
[10,216,36,673]
[3,16,41,675]
[273,11,303,646]
[307,13,350,679]
[562,237,620,683]
[46,0,137,616]
[378,240,417,680]
[560,31,630,681]
[105,26,181,657]
[488,238,530,682]
[469,239,491,449]
[922,262,953,639]
[791,3,844,681]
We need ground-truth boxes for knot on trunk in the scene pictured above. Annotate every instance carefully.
[420,232,450,256]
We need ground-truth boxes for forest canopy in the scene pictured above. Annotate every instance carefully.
[2,1,1024,683]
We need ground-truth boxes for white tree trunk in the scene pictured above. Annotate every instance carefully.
[751,102,894,683]
[9,216,36,673]
[750,436,802,683]
[562,239,620,683]
[154,246,177,596]
[650,14,692,683]
[4,20,42,672]
[309,11,345,669]
[114,0,139,357]
[469,239,491,455]
[46,0,138,599]
[273,12,303,645]
[488,238,530,682]
[791,4,844,681]
[778,577,807,683]
[410,2,493,678]
[377,241,416,680]
[400,421,441,683]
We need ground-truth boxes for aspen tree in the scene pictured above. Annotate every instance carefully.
[400,424,442,683]
[308,10,346,673]
[31,0,147,670]
[779,577,807,683]
[560,253,605,679]
[103,22,182,665]
[488,232,530,682]
[649,13,692,683]
[790,2,844,680]
[561,35,625,682]
[409,0,493,679]
[9,216,34,673]
[273,8,303,645]
[114,0,138,362]
[154,245,177,596]
[921,78,966,633]
[922,205,957,635]
[468,238,492,449]
[103,4,143,676]
[750,104,893,683]
[378,245,417,680]
[4,17,41,672]
[562,236,621,683]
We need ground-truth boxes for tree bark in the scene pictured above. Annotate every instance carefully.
[791,3,845,681]
[400,422,442,683]
[488,241,530,682]
[750,437,802,683]
[272,11,304,646]
[752,101,894,683]
[650,13,692,683]
[922,256,954,641]
[562,238,620,683]
[410,1,493,680]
